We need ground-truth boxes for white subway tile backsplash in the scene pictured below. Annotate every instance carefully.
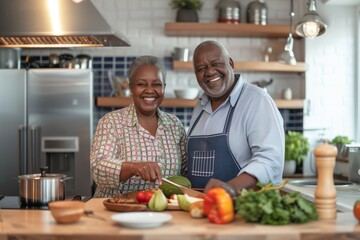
[18,0,357,143]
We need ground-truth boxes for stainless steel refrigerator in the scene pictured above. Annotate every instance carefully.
[0,69,93,197]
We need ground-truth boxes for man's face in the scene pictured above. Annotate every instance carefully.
[193,44,235,99]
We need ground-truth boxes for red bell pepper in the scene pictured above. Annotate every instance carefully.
[203,188,234,224]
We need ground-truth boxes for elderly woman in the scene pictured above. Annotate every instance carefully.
[91,55,187,197]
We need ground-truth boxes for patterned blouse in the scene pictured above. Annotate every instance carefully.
[90,104,187,198]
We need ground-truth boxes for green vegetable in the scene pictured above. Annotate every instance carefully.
[285,131,310,165]
[169,0,203,10]
[235,181,318,225]
[160,176,191,198]
[148,189,168,212]
[330,135,353,145]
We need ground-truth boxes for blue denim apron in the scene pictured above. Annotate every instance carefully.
[187,100,241,189]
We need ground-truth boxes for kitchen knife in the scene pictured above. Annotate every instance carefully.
[162,178,205,198]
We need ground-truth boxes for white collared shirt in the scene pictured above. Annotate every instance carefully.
[188,75,285,185]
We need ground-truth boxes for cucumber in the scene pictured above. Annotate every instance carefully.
[160,176,191,198]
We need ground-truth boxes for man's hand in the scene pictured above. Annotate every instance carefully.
[204,178,237,198]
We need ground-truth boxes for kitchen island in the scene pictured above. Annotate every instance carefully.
[0,198,359,240]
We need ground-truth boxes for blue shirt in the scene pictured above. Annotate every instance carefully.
[188,75,285,185]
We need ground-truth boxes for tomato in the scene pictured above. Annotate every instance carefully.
[144,191,155,202]
[136,191,146,203]
[136,190,155,203]
[354,200,360,222]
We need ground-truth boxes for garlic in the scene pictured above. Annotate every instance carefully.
[189,201,205,218]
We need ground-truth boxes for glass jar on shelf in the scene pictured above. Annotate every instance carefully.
[246,0,268,25]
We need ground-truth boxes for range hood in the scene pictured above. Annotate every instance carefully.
[0,0,131,48]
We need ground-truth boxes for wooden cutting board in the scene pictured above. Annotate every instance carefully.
[103,200,148,212]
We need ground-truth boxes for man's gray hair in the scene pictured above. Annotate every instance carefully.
[127,55,167,84]
[193,40,231,63]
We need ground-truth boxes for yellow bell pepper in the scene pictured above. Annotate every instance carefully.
[203,188,234,224]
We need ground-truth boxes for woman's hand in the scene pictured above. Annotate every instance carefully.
[132,162,163,184]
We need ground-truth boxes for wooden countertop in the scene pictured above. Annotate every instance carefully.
[0,198,360,239]
[283,179,360,213]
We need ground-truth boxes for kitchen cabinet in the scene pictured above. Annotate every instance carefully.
[96,97,305,109]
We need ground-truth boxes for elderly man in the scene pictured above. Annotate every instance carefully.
[186,40,285,196]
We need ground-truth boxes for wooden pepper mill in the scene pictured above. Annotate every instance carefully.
[313,142,337,220]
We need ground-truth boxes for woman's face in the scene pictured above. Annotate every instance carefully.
[130,64,165,116]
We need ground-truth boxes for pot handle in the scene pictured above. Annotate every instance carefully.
[39,166,49,177]
[61,177,73,182]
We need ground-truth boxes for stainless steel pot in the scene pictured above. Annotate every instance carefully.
[49,54,60,68]
[0,48,21,69]
[74,54,92,69]
[18,167,71,206]
[59,53,74,68]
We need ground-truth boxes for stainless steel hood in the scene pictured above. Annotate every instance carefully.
[0,0,131,48]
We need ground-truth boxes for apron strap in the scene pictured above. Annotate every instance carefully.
[189,77,244,135]
[188,110,204,135]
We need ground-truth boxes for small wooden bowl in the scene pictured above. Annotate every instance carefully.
[48,200,85,224]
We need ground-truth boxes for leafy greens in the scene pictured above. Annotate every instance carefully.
[235,182,318,225]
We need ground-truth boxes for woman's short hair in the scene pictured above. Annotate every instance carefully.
[127,55,167,84]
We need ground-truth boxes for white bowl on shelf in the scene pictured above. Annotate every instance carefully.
[174,88,199,99]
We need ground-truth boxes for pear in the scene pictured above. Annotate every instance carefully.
[148,189,168,212]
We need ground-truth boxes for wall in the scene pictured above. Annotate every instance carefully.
[21,0,308,131]
[88,0,306,100]
[304,2,357,142]
[21,0,358,175]
[301,1,359,176]
[22,0,306,100]
[87,0,306,133]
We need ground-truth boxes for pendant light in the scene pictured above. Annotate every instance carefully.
[295,0,327,39]
[277,0,296,65]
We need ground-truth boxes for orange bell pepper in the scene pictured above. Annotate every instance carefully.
[203,188,234,224]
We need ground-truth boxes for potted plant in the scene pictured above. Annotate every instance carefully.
[170,0,203,22]
[330,135,353,159]
[284,131,310,176]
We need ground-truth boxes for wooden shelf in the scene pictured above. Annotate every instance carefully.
[164,22,299,38]
[275,99,305,109]
[173,61,306,73]
[96,97,305,109]
[96,97,197,108]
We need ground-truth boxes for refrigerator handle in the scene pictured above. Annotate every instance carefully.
[30,126,41,174]
[18,125,27,175]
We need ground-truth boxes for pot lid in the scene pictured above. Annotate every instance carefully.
[18,167,67,179]
[18,173,67,180]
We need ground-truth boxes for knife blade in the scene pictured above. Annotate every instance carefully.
[162,178,205,198]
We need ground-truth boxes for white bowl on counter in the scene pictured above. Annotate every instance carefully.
[174,88,199,99]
